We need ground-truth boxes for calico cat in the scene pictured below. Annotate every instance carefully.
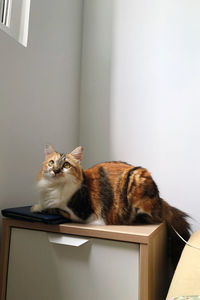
[32,144,191,268]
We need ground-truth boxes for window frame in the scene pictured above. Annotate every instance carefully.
[0,0,31,47]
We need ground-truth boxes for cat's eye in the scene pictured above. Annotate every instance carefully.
[48,160,54,167]
[63,162,71,169]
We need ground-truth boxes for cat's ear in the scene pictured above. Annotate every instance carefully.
[70,146,84,163]
[44,144,55,157]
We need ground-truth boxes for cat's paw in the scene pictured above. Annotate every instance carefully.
[31,204,43,213]
[59,209,71,219]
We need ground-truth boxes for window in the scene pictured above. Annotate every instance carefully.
[1,0,12,27]
[0,0,31,47]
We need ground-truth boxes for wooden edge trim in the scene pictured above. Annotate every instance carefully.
[0,218,12,300]
[139,222,168,300]
[139,244,149,300]
[1,218,153,244]
[148,221,166,239]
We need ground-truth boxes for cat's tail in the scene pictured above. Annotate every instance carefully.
[161,199,191,269]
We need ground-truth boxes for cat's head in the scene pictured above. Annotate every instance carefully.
[38,144,84,184]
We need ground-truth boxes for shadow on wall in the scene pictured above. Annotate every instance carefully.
[80,0,114,168]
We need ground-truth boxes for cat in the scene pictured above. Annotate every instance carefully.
[31,144,191,268]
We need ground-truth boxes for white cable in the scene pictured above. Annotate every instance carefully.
[171,225,200,251]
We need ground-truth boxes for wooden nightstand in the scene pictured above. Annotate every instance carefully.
[0,218,168,300]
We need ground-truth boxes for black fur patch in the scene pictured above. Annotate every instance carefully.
[106,161,132,166]
[122,167,142,200]
[133,213,154,224]
[143,180,159,198]
[98,166,114,218]
[121,167,142,221]
[67,173,94,220]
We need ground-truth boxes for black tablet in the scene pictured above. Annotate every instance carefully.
[1,206,69,224]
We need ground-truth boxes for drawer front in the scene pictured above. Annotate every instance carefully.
[7,228,139,300]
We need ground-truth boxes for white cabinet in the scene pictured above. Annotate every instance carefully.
[0,219,168,300]
[7,228,139,300]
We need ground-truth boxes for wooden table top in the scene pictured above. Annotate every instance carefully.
[2,217,165,244]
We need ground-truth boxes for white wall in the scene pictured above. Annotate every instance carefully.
[0,0,83,232]
[1,0,200,234]
[80,0,200,230]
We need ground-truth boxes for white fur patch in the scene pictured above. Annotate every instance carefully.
[37,176,81,211]
[86,214,106,225]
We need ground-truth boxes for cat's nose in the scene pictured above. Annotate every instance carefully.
[54,169,61,175]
